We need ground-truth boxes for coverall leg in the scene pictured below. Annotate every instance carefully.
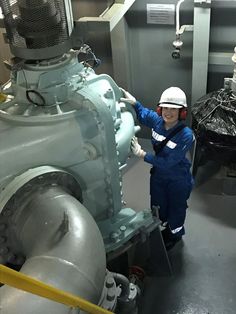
[167,176,193,236]
[150,170,193,237]
[150,171,169,223]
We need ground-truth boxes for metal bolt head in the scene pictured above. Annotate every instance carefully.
[105,277,114,288]
[120,225,126,233]
[107,290,115,301]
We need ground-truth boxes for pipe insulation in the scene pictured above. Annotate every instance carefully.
[176,0,186,35]
[0,186,106,314]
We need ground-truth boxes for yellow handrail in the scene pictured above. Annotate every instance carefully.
[0,93,7,102]
[0,264,114,314]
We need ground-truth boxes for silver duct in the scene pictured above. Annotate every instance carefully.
[0,185,106,314]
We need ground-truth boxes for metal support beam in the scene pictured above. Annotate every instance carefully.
[191,0,211,105]
[208,52,234,73]
[77,0,135,32]
[75,0,135,89]
[211,0,236,8]
[110,17,132,89]
[209,52,234,65]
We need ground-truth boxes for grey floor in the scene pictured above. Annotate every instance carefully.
[122,139,236,314]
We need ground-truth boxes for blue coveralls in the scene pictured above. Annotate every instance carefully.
[134,101,194,237]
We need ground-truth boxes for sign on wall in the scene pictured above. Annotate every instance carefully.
[147,4,175,25]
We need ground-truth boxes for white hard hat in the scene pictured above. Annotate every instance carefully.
[158,87,187,108]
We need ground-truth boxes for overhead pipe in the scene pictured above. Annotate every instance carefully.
[172,0,194,59]
[176,0,186,36]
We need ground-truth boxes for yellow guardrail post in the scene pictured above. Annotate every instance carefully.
[0,93,7,102]
[0,264,114,314]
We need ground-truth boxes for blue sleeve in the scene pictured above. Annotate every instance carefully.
[144,131,195,169]
[134,101,161,128]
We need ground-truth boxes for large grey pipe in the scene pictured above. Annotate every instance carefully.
[0,186,106,314]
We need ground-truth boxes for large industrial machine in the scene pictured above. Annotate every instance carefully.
[0,1,157,313]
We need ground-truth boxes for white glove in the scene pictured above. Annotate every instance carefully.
[131,136,146,158]
[120,88,136,105]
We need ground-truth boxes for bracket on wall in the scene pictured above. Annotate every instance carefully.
[194,0,211,8]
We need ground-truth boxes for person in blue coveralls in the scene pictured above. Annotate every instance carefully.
[121,87,195,250]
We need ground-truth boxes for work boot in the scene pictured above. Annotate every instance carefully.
[164,235,182,251]
[161,225,184,250]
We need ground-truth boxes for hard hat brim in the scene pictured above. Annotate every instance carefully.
[158,102,187,108]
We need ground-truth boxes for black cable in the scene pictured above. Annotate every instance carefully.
[26,89,46,106]
[77,44,101,69]
[83,58,101,68]
[22,70,29,89]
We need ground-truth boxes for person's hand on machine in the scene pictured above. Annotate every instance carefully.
[131,137,146,158]
[120,88,137,105]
